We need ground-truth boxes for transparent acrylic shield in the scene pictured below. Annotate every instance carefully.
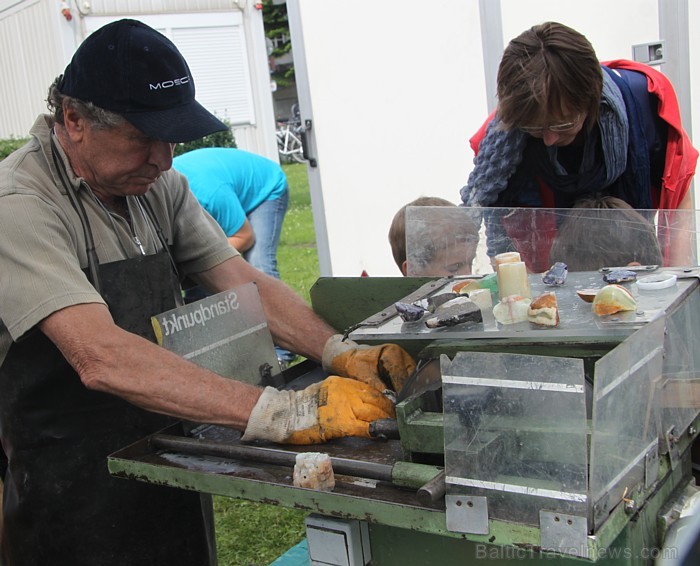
[405,206,481,276]
[405,206,699,277]
[442,351,588,530]
[152,282,280,385]
[657,288,700,460]
[589,315,664,528]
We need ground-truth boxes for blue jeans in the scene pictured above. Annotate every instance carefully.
[244,188,296,364]
[243,188,289,279]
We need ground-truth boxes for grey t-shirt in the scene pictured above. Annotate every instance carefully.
[0,115,237,363]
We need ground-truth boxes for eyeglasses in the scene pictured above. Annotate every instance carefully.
[519,114,582,135]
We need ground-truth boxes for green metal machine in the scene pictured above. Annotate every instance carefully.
[109,207,700,565]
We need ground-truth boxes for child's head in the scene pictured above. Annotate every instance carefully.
[550,195,662,271]
[389,197,479,276]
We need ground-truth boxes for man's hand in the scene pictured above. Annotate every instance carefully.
[242,377,395,445]
[322,334,416,392]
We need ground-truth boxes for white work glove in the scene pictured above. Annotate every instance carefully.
[242,376,395,445]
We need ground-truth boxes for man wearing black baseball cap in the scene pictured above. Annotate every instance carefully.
[0,19,412,565]
[60,18,227,142]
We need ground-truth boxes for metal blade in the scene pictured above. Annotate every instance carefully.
[599,264,658,273]
[396,358,442,403]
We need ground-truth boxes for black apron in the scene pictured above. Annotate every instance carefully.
[0,152,213,565]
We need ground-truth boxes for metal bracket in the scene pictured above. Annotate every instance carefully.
[445,494,489,534]
[644,440,660,488]
[665,426,681,468]
[540,511,589,559]
[632,41,665,66]
[300,119,317,167]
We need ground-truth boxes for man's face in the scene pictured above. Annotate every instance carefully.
[66,113,174,201]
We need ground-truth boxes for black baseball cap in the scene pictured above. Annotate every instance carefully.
[59,19,228,143]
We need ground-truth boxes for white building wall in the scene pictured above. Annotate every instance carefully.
[0,0,277,160]
[86,0,233,15]
[498,0,660,58]
[0,0,71,138]
[690,1,699,173]
[289,0,487,277]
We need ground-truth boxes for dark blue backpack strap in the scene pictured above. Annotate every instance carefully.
[602,66,652,208]
[603,67,666,208]
[614,68,666,153]
[614,67,667,188]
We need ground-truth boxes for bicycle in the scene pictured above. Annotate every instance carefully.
[276,118,306,163]
[276,104,306,164]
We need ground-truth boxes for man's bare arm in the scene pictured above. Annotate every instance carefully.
[228,219,255,253]
[193,255,337,360]
[40,302,262,429]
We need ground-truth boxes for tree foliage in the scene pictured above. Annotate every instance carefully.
[0,137,30,161]
[173,122,236,157]
[262,0,295,86]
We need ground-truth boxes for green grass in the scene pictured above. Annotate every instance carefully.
[277,163,317,300]
[213,162,316,565]
[214,498,307,566]
[278,162,319,303]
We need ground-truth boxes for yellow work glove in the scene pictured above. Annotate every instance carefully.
[241,377,396,445]
[321,334,416,393]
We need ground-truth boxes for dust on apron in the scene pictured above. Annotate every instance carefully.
[0,140,213,566]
